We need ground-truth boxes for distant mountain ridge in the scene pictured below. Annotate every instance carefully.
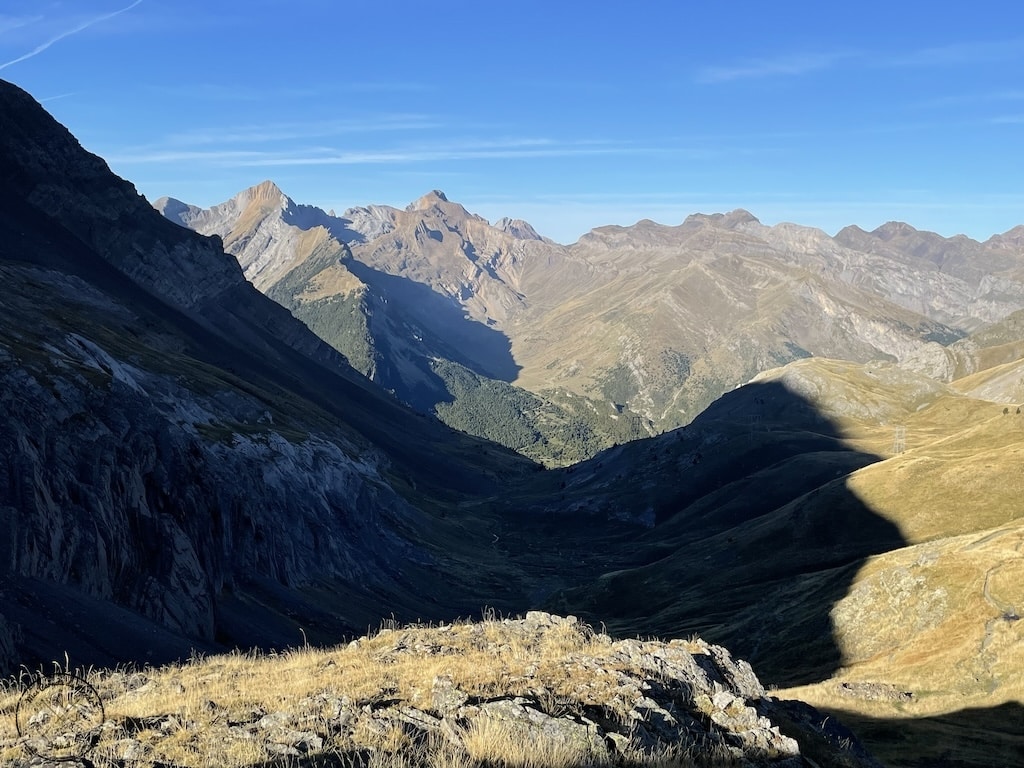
[157,184,653,464]
[158,183,1024,463]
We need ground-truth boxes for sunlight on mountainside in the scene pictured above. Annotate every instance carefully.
[764,365,1024,767]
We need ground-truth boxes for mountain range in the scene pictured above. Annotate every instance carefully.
[1,77,1023,766]
[157,182,1024,466]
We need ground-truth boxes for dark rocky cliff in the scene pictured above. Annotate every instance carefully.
[0,79,537,672]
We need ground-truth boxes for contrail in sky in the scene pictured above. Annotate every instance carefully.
[0,0,143,72]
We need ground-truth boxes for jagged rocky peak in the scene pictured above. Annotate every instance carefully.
[872,220,919,240]
[987,224,1024,248]
[237,179,291,210]
[408,189,450,210]
[494,216,543,240]
[405,189,484,225]
[759,220,837,252]
[342,203,398,240]
[834,223,870,243]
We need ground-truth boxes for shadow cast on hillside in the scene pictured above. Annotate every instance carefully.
[541,378,1024,763]
[827,700,1024,768]
[546,380,906,687]
[342,256,521,384]
[284,203,364,246]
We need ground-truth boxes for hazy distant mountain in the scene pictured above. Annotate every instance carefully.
[833,220,1024,327]
[160,185,1024,461]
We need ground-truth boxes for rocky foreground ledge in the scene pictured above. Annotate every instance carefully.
[0,612,879,767]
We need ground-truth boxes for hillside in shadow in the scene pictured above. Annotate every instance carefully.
[342,255,521,384]
[831,701,1024,768]
[538,378,906,686]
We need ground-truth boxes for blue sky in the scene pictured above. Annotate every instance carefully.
[2,0,1023,244]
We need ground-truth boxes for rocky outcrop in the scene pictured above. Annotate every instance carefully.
[0,613,881,768]
[334,613,881,766]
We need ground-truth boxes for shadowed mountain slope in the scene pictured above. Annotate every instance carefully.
[0,79,547,673]
[538,376,904,686]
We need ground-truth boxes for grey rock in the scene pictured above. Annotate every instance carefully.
[430,675,469,715]
[256,711,293,731]
[275,729,323,754]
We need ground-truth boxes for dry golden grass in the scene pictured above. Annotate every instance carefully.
[775,521,1024,766]
[748,359,1024,764]
[459,715,607,768]
[0,617,711,768]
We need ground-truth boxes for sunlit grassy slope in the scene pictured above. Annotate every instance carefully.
[765,361,1024,767]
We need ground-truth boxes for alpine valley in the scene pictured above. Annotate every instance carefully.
[2,78,1023,767]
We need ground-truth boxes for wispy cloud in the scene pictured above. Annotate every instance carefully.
[108,138,664,168]
[0,14,42,35]
[698,37,1024,85]
[39,91,77,103]
[885,38,1024,68]
[0,0,142,72]
[152,81,432,104]
[695,51,854,84]
[911,89,1024,110]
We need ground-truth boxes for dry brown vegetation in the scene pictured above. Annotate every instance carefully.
[0,616,724,768]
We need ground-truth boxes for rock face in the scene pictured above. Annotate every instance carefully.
[0,321,427,644]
